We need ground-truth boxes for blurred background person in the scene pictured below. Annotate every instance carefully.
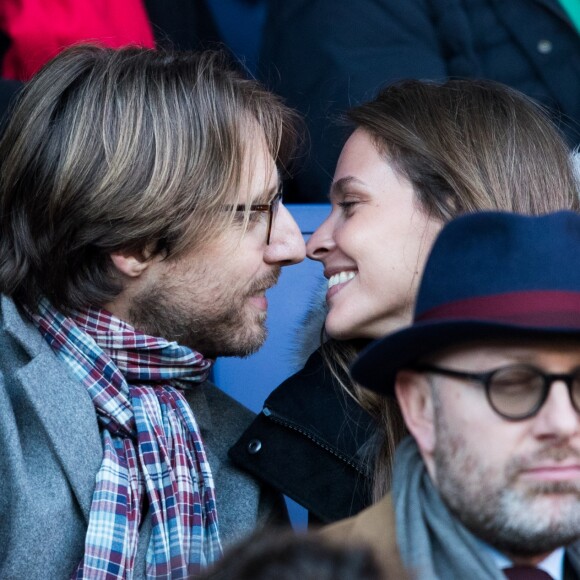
[259,0,580,201]
[200,527,399,579]
[0,0,265,127]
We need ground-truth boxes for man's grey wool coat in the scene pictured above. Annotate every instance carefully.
[0,295,286,579]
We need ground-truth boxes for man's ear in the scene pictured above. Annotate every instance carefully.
[395,370,436,455]
[110,250,151,278]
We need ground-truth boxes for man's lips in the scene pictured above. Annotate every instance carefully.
[247,284,275,311]
[248,295,268,310]
[519,463,580,482]
[246,269,280,311]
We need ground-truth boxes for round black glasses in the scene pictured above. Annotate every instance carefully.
[411,363,580,420]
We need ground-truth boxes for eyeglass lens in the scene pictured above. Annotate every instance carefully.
[487,366,580,419]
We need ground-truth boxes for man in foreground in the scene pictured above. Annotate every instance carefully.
[0,45,305,578]
[326,210,580,579]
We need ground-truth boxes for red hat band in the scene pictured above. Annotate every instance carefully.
[416,290,580,329]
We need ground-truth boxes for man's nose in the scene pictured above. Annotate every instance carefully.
[306,212,335,262]
[532,380,580,440]
[264,204,306,265]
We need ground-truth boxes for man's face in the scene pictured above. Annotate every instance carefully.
[410,340,580,558]
[126,138,305,358]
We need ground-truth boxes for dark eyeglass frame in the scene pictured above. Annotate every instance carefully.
[229,184,283,245]
[411,362,580,421]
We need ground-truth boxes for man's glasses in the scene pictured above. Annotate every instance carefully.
[230,184,283,245]
[411,363,580,420]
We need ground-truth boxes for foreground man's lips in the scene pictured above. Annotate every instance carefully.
[520,463,580,481]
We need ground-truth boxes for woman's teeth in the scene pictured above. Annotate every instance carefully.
[328,271,356,289]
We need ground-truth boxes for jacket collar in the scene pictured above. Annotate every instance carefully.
[2,295,44,357]
[263,348,374,472]
[322,494,403,574]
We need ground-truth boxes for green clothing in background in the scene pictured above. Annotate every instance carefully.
[560,0,580,33]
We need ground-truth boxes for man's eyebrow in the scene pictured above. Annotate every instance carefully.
[252,183,281,206]
[329,176,367,200]
[254,180,282,203]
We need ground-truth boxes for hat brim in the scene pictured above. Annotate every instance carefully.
[350,320,580,396]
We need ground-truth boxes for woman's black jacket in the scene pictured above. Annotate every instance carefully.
[229,349,375,524]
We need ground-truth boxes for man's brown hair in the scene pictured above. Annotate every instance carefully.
[0,45,300,312]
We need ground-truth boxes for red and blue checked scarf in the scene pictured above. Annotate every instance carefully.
[31,298,222,578]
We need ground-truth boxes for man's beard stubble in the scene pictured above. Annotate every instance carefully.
[128,267,281,359]
[433,407,580,557]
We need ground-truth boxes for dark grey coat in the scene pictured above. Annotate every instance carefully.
[0,296,286,579]
[261,0,580,201]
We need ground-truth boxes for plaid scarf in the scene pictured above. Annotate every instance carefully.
[31,298,222,579]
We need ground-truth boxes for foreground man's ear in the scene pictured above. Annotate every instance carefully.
[395,370,436,456]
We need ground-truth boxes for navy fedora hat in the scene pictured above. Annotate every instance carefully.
[351,210,580,396]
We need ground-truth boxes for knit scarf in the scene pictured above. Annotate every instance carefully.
[31,298,222,579]
[392,436,506,579]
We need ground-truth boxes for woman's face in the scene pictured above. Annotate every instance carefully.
[307,129,442,340]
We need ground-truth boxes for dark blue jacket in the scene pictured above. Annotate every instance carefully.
[260,0,580,201]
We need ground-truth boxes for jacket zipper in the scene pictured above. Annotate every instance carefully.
[262,406,367,475]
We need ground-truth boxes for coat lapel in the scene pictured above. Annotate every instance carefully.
[3,297,102,522]
[566,544,580,580]
[322,494,403,574]
[184,384,222,472]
